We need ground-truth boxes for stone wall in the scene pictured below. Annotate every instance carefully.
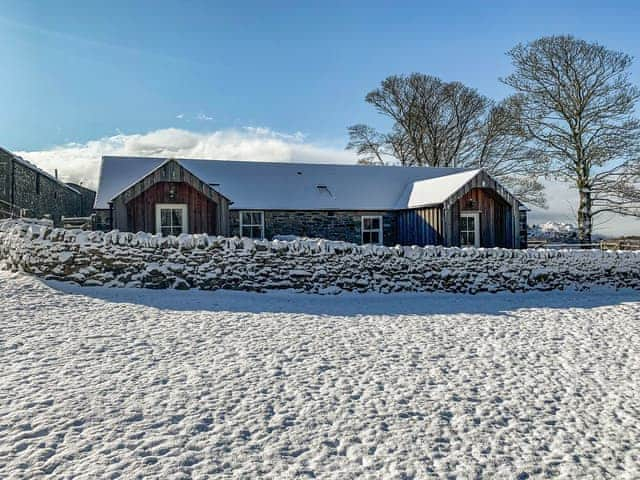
[0,149,88,225]
[0,149,16,215]
[0,151,10,206]
[230,210,396,245]
[66,183,97,217]
[2,219,640,295]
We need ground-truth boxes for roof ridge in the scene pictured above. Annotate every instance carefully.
[102,155,469,172]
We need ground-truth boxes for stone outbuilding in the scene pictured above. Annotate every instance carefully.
[0,146,95,225]
[94,156,528,248]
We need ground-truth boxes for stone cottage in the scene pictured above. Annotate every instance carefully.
[0,146,95,225]
[94,156,528,248]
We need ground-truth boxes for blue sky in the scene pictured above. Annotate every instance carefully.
[2,0,639,151]
[3,1,640,233]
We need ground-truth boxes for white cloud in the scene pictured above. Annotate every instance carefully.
[243,126,305,141]
[196,113,213,121]
[175,113,184,119]
[16,126,357,188]
[15,127,640,236]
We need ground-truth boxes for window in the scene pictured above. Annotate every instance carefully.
[35,175,41,195]
[460,212,480,247]
[361,216,383,245]
[240,211,264,239]
[155,204,188,236]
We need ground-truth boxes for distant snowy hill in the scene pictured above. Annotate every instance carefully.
[528,222,607,242]
[528,222,578,242]
[530,221,576,237]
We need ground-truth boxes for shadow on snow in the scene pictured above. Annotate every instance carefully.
[43,280,640,316]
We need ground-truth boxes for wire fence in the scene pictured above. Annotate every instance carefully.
[600,239,640,251]
[528,238,640,251]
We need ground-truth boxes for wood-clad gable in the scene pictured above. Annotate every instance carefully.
[124,182,220,235]
[455,188,511,248]
[398,169,523,248]
[110,159,230,235]
[442,170,522,248]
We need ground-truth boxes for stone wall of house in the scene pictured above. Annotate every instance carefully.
[0,149,15,215]
[66,183,97,217]
[2,219,640,295]
[230,210,396,245]
[0,149,85,225]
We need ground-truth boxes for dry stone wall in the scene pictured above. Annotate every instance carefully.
[2,219,640,294]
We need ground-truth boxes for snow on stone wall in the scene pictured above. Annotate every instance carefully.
[1,219,640,294]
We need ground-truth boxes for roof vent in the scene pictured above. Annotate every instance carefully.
[316,185,333,198]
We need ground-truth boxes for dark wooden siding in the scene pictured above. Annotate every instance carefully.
[126,182,218,234]
[442,169,522,248]
[396,206,444,246]
[456,188,511,248]
[110,160,230,235]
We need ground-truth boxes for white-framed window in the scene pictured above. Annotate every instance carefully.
[155,203,188,236]
[361,215,383,245]
[460,212,480,247]
[239,211,264,239]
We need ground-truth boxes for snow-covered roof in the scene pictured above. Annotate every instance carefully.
[394,169,482,209]
[95,156,483,210]
[0,147,80,194]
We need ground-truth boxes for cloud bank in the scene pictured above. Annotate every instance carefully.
[16,127,357,189]
[15,127,639,236]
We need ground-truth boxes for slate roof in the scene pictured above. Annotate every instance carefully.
[94,156,485,210]
[394,169,483,209]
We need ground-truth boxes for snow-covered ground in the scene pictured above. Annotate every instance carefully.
[1,271,640,479]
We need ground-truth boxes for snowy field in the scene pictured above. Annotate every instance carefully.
[1,271,640,479]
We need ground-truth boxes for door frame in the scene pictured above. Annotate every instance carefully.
[460,211,480,248]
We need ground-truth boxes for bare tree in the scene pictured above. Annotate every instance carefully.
[346,125,387,165]
[347,124,417,166]
[475,96,548,207]
[354,74,487,167]
[347,73,547,206]
[503,35,640,244]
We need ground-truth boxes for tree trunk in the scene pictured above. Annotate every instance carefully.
[577,186,593,246]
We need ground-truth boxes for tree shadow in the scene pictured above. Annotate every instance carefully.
[43,280,640,316]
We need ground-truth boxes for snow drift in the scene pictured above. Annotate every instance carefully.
[1,219,639,294]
